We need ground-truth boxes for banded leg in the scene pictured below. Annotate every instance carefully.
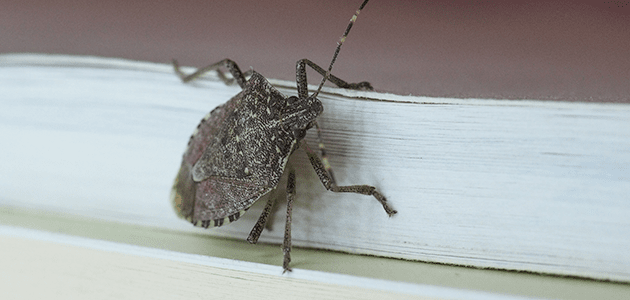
[247,195,276,244]
[172,58,251,89]
[282,168,296,273]
[301,140,397,217]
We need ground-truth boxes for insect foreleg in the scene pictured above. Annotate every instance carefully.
[295,59,373,98]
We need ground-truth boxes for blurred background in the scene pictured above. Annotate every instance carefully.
[1,0,629,102]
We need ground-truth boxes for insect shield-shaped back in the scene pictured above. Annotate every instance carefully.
[171,71,323,228]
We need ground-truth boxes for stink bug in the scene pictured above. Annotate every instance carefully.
[170,0,396,273]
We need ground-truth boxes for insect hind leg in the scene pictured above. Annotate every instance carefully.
[301,140,397,217]
[172,58,251,89]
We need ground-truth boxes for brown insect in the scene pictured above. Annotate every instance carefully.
[170,0,396,272]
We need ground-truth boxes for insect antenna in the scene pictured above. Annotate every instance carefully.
[312,0,370,98]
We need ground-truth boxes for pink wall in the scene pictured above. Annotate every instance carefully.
[2,0,629,102]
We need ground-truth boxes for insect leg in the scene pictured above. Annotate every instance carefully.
[282,168,296,273]
[263,189,284,231]
[172,58,249,89]
[246,195,276,244]
[295,58,373,98]
[313,121,337,185]
[301,140,397,217]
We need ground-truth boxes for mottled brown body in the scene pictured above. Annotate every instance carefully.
[170,0,395,272]
[172,72,321,228]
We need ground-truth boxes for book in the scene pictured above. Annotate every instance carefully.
[1,54,629,289]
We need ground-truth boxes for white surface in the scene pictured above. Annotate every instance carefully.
[0,225,537,300]
[1,54,629,282]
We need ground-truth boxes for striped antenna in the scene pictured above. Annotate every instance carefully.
[312,0,370,98]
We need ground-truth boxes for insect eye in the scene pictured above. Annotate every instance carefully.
[294,129,307,140]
